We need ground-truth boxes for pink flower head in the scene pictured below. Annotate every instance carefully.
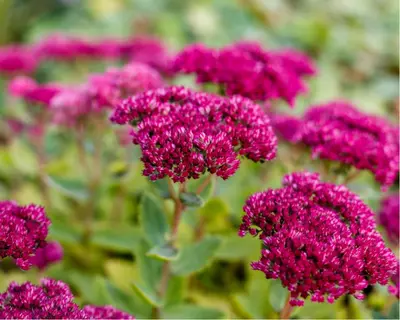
[171,43,218,83]
[94,38,126,60]
[110,86,277,182]
[36,34,98,60]
[82,305,135,319]
[270,113,303,143]
[388,262,399,299]
[87,62,164,110]
[379,193,399,245]
[300,101,399,190]
[0,278,135,319]
[7,75,37,96]
[124,36,171,74]
[171,41,316,106]
[0,279,86,319]
[277,48,317,77]
[239,172,398,306]
[50,87,92,125]
[29,241,63,271]
[0,201,50,270]
[0,45,38,76]
[8,76,64,107]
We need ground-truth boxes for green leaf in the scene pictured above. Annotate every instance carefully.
[231,272,274,319]
[135,239,163,290]
[162,304,225,319]
[186,174,216,202]
[91,226,141,252]
[179,192,204,207]
[151,177,171,198]
[147,243,179,261]
[131,282,162,307]
[49,219,82,244]
[389,302,399,320]
[108,160,129,179]
[68,273,111,306]
[171,236,221,276]
[9,140,38,175]
[139,192,169,246]
[46,175,89,200]
[199,197,228,217]
[105,280,151,318]
[269,280,288,312]
[215,233,260,261]
[164,276,186,307]
[372,311,387,319]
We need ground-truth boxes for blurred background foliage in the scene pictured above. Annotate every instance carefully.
[0,0,398,319]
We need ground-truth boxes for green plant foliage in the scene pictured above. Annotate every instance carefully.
[162,304,226,319]
[46,175,89,201]
[0,0,397,319]
[139,192,170,246]
[179,192,205,207]
[147,243,179,261]
[90,225,142,252]
[171,236,222,276]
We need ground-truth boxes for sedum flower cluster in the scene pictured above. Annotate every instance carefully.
[239,172,398,306]
[172,41,316,106]
[111,86,277,182]
[0,279,134,319]
[271,101,399,190]
[0,201,50,270]
[379,193,399,245]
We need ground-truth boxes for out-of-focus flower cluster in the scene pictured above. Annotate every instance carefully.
[171,42,316,106]
[0,201,50,270]
[8,62,163,126]
[9,76,64,107]
[0,279,135,319]
[271,102,400,190]
[29,241,63,271]
[379,193,399,245]
[0,46,38,76]
[0,34,170,77]
[111,86,277,182]
[239,172,398,306]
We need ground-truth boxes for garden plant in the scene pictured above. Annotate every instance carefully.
[0,0,398,319]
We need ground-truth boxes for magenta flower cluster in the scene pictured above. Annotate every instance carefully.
[379,193,399,245]
[171,41,316,106]
[239,172,398,306]
[110,86,277,182]
[0,45,38,76]
[270,113,303,143]
[82,305,135,319]
[9,76,64,107]
[271,102,399,190]
[0,279,134,319]
[29,241,63,271]
[52,62,163,125]
[8,62,163,126]
[0,34,170,76]
[0,201,50,270]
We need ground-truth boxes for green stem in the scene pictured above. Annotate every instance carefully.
[153,178,185,318]
[82,117,104,241]
[194,174,215,241]
[31,114,51,210]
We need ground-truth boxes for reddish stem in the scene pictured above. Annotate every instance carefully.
[280,295,294,319]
